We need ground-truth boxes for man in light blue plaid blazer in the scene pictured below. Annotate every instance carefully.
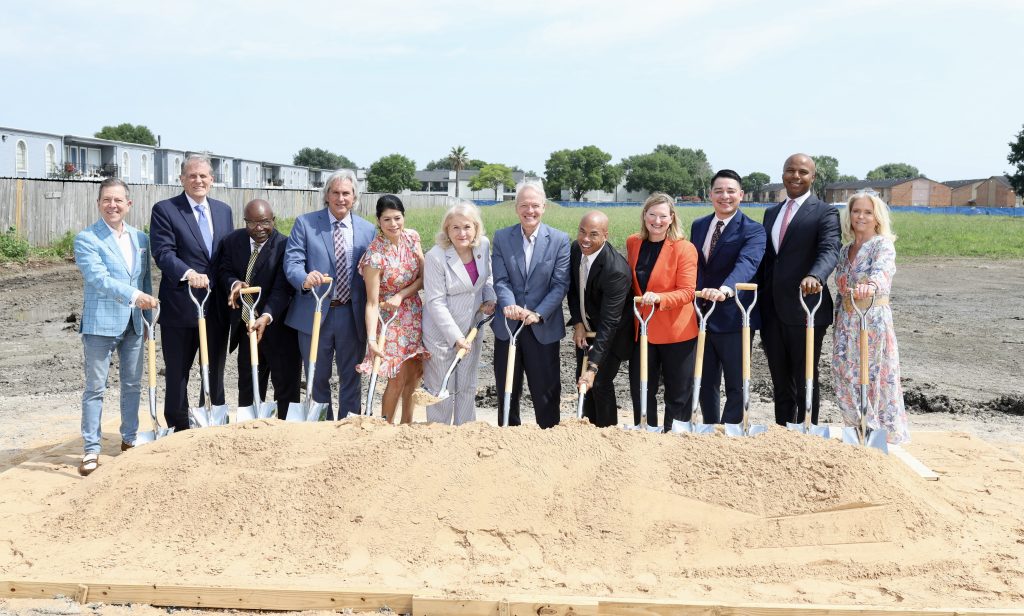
[73,178,158,476]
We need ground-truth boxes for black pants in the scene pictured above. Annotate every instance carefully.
[161,322,228,432]
[493,328,561,429]
[698,330,747,424]
[236,322,302,414]
[575,348,624,428]
[761,315,828,426]
[628,338,696,431]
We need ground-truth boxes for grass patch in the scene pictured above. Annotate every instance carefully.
[0,227,31,262]
[275,204,1024,259]
[33,231,76,261]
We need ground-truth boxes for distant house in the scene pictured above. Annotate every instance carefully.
[825,177,952,207]
[0,126,64,178]
[63,134,156,184]
[154,148,185,185]
[233,158,263,189]
[944,176,1018,207]
[758,183,787,203]
[415,169,526,201]
[560,178,650,203]
[263,162,309,189]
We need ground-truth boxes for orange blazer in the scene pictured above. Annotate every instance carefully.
[625,233,698,344]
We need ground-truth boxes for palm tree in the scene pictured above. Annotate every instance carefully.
[448,145,469,198]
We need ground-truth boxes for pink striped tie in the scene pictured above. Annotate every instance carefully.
[778,199,796,246]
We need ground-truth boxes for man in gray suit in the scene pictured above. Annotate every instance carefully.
[490,179,571,428]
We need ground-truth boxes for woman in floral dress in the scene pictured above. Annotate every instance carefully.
[832,192,909,444]
[357,195,428,424]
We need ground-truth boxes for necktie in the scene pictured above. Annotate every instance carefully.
[708,220,724,260]
[241,244,260,324]
[333,220,350,303]
[778,199,796,247]
[578,255,591,331]
[196,204,213,257]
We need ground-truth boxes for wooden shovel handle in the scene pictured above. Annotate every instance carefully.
[248,328,259,366]
[805,325,814,379]
[735,282,758,291]
[197,317,209,367]
[694,330,706,379]
[455,327,479,360]
[741,326,750,380]
[239,286,262,295]
[147,336,157,389]
[860,326,869,385]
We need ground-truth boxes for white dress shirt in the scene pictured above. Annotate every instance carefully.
[771,190,811,251]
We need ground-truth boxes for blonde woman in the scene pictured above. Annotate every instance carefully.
[831,192,909,444]
[421,202,496,425]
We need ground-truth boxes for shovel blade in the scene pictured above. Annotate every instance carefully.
[158,427,175,438]
[209,404,230,426]
[786,422,807,433]
[692,424,715,435]
[285,402,308,422]
[236,405,257,423]
[188,407,210,428]
[866,428,889,453]
[748,424,769,436]
[671,422,693,434]
[841,426,861,446]
[306,402,329,422]
[724,422,745,437]
[809,425,831,439]
[133,431,157,446]
[257,401,278,419]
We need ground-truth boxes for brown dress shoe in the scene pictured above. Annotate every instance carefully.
[120,440,135,452]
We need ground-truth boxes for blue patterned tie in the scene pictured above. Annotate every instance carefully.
[333,220,350,303]
[196,204,214,257]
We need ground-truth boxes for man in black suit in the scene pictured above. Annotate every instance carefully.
[219,199,301,414]
[758,153,840,426]
[150,155,234,431]
[568,211,634,427]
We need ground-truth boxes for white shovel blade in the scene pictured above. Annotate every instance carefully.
[209,404,230,426]
[236,405,258,422]
[257,401,278,419]
[285,402,309,422]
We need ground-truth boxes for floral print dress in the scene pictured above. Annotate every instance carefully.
[356,229,428,378]
[832,235,910,444]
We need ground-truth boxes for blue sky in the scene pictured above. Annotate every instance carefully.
[4,0,1022,182]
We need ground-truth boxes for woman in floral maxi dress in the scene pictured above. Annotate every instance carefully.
[832,192,909,444]
[357,195,428,424]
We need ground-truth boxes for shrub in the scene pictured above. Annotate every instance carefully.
[0,227,30,262]
[35,231,76,260]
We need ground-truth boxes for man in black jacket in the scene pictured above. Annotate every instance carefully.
[219,199,301,414]
[568,211,634,427]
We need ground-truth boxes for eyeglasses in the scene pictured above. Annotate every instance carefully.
[244,218,275,228]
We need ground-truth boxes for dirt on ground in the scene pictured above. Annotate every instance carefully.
[0,257,1023,613]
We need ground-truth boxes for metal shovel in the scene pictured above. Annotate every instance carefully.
[725,283,768,437]
[287,277,333,422]
[624,298,661,433]
[187,286,230,428]
[364,307,400,419]
[841,290,889,453]
[412,310,495,408]
[672,298,717,435]
[576,332,595,420]
[134,304,175,445]
[500,312,529,427]
[235,286,277,422]
[789,288,831,438]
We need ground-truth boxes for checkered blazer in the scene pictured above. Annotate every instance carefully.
[74,219,152,337]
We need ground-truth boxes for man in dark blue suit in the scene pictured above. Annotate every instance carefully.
[691,169,766,424]
[151,155,234,431]
[491,179,571,428]
[219,199,301,413]
[758,154,840,426]
[284,169,376,418]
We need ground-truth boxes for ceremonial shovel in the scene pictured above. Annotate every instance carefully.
[672,297,716,435]
[133,304,175,445]
[235,286,277,421]
[187,286,230,428]
[286,277,332,422]
[724,283,768,437]
[841,289,889,453]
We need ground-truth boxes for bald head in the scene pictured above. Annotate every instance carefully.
[782,153,816,199]
[577,210,610,256]
[243,199,275,243]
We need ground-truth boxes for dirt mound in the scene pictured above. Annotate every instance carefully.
[5,418,964,602]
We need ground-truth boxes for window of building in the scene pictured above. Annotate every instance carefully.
[122,152,130,180]
[141,154,149,182]
[45,143,56,175]
[15,140,27,174]
[173,157,182,183]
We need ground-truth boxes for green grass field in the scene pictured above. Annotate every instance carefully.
[277,203,1024,259]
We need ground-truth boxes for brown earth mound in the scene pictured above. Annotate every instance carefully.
[7,418,1022,608]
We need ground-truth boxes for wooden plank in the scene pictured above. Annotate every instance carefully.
[598,600,1024,616]
[413,596,598,616]
[0,581,411,612]
[890,445,940,481]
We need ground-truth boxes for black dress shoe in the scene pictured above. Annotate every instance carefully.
[120,440,135,452]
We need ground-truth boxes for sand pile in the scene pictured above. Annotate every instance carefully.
[2,419,1022,607]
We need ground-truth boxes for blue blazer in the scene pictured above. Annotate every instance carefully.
[150,192,234,328]
[74,220,152,337]
[490,222,570,345]
[283,208,376,341]
[691,210,766,332]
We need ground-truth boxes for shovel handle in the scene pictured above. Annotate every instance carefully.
[639,333,648,381]
[310,311,322,364]
[239,286,262,295]
[504,342,517,391]
[197,317,209,368]
[860,325,869,385]
[371,331,387,374]
[455,327,480,360]
[741,325,750,380]
[694,330,706,379]
[805,325,814,379]
[248,328,259,366]
[735,282,758,291]
[147,336,157,389]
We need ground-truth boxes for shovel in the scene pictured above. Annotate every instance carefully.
[725,283,768,437]
[187,286,230,428]
[789,288,831,437]
[841,290,889,453]
[287,276,333,422]
[364,307,400,419]
[672,297,716,435]
[134,304,175,445]
[500,311,530,427]
[412,310,495,407]
[576,331,596,420]
[624,298,661,433]
[235,286,277,422]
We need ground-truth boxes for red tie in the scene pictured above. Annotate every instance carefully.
[778,199,796,246]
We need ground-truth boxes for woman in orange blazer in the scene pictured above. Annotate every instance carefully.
[626,192,698,431]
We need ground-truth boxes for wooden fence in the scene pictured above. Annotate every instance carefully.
[0,178,463,246]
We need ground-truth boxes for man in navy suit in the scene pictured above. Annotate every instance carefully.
[219,199,300,413]
[284,169,376,418]
[758,154,840,426]
[151,155,234,431]
[491,179,571,428]
[691,169,766,424]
